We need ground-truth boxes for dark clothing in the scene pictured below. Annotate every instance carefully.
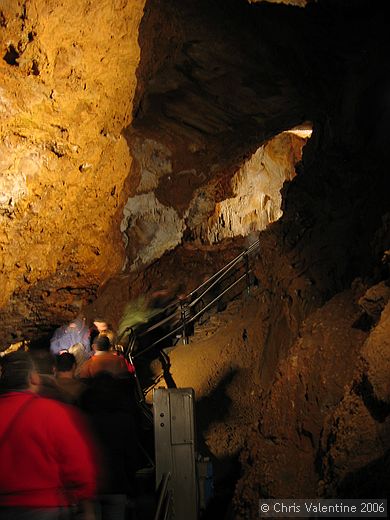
[79,375,139,497]
[0,507,71,520]
[37,374,71,403]
[89,411,137,495]
[95,494,127,520]
[55,377,86,405]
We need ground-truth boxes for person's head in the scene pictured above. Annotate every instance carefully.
[55,352,76,377]
[92,335,111,353]
[98,329,116,346]
[29,349,55,376]
[0,351,39,392]
[93,317,109,333]
[68,342,89,368]
[67,317,84,331]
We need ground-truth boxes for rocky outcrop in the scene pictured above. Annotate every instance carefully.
[320,300,390,498]
[120,131,306,268]
[0,0,145,342]
[190,132,305,244]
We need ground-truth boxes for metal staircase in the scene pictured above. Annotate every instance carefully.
[118,239,260,363]
[121,240,260,519]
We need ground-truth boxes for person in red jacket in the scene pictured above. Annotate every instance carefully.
[0,351,97,520]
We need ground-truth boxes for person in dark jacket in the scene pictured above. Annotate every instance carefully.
[55,352,86,405]
[79,373,139,520]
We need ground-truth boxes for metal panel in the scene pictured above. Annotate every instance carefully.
[154,388,198,520]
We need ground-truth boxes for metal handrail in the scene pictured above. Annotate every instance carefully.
[190,271,249,322]
[127,337,154,424]
[130,244,259,360]
[137,307,181,337]
[132,271,252,359]
[131,239,259,347]
[135,240,260,336]
[187,239,259,299]
[188,261,242,309]
[133,322,184,359]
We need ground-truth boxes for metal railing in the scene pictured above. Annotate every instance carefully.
[154,472,172,520]
[116,240,260,467]
[120,239,260,360]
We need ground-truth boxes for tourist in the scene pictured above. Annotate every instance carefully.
[0,351,97,520]
[79,336,129,379]
[55,352,86,405]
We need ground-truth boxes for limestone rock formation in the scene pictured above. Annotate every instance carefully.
[0,0,145,340]
[120,130,306,268]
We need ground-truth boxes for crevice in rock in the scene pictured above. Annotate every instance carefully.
[353,374,390,423]
[3,44,19,65]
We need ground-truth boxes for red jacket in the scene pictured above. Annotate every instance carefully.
[0,391,97,507]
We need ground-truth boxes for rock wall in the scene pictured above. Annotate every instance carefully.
[120,131,306,268]
[0,0,310,345]
[0,0,145,342]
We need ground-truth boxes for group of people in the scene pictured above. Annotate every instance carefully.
[0,316,140,520]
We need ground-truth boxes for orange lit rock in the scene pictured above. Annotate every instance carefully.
[0,1,145,324]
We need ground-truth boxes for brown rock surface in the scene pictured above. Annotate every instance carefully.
[361,301,390,404]
[0,0,145,340]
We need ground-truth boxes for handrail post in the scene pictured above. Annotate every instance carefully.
[180,300,189,345]
[244,252,250,294]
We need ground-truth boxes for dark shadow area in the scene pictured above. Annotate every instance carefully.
[352,312,375,332]
[337,449,390,499]
[201,452,241,520]
[196,368,237,443]
[196,369,240,517]
[354,375,390,423]
[3,44,19,65]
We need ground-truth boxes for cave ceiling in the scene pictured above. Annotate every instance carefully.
[0,0,388,346]
[129,0,309,200]
[128,0,384,213]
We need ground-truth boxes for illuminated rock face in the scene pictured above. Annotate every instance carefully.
[121,192,185,270]
[192,132,305,244]
[0,0,145,337]
[120,131,306,267]
[0,0,310,341]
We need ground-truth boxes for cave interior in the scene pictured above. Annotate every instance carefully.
[0,0,389,516]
